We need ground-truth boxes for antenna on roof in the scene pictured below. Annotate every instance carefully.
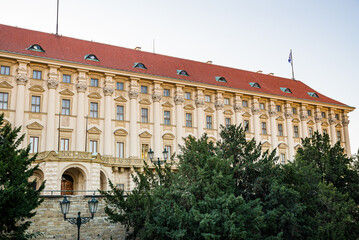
[153,39,155,54]
[56,0,59,35]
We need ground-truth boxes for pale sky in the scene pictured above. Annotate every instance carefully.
[1,0,358,154]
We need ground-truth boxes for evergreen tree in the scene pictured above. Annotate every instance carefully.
[0,113,45,239]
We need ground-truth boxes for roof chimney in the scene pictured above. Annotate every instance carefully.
[206,60,212,64]
[135,46,141,51]
[268,73,274,76]
[256,70,263,74]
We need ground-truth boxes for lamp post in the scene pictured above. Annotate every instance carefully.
[59,195,98,240]
[148,148,168,165]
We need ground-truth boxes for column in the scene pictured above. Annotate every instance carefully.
[129,78,139,158]
[328,109,337,145]
[152,82,162,159]
[15,61,29,131]
[300,105,308,139]
[233,94,242,126]
[269,100,277,151]
[195,88,205,138]
[252,97,260,142]
[76,71,88,151]
[285,102,295,160]
[46,66,59,151]
[342,114,351,156]
[215,92,224,139]
[174,85,184,151]
[315,107,322,134]
[103,74,115,156]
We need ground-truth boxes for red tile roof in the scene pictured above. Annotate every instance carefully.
[0,24,348,107]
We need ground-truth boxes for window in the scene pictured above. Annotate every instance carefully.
[141,86,148,94]
[294,126,299,138]
[276,105,281,112]
[141,108,148,123]
[116,105,124,120]
[165,145,172,160]
[177,70,189,76]
[116,142,124,158]
[307,110,312,116]
[224,98,230,105]
[259,103,265,110]
[321,112,326,118]
[335,114,339,120]
[62,74,71,83]
[323,129,328,135]
[225,118,231,127]
[292,108,297,115]
[60,138,69,151]
[205,95,211,102]
[278,124,283,136]
[31,96,41,112]
[90,102,98,118]
[61,99,70,115]
[249,82,261,88]
[280,87,292,93]
[27,44,45,52]
[308,92,319,98]
[91,78,98,87]
[242,100,248,108]
[280,153,286,164]
[309,127,313,137]
[84,54,99,61]
[0,92,9,110]
[141,144,149,159]
[29,136,39,153]
[89,140,98,154]
[244,120,249,133]
[164,111,170,125]
[134,62,147,69]
[32,70,42,80]
[116,82,124,90]
[185,92,191,100]
[163,89,170,97]
[1,66,10,75]
[186,113,192,127]
[215,76,227,83]
[261,122,267,134]
[337,131,341,142]
[206,115,212,129]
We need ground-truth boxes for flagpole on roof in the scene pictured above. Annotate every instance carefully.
[288,49,295,80]
[56,0,59,35]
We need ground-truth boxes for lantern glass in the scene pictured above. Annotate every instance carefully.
[60,195,70,215]
[88,196,99,215]
[148,148,154,161]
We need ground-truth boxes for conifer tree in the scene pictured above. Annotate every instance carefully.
[0,113,45,239]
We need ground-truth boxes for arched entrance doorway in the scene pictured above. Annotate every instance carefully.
[100,171,107,191]
[61,167,87,195]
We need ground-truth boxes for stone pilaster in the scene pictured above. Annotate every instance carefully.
[15,60,29,136]
[342,114,351,156]
[174,85,184,152]
[233,94,242,126]
[195,88,205,138]
[215,91,224,138]
[251,97,261,142]
[285,102,294,161]
[328,109,337,145]
[300,105,308,139]
[103,74,115,156]
[268,100,277,151]
[152,82,162,159]
[314,107,322,133]
[128,78,139,158]
[46,66,59,151]
[76,70,88,151]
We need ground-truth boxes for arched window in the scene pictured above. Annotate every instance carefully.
[84,54,99,62]
[26,44,45,52]
[177,70,189,76]
[134,62,147,69]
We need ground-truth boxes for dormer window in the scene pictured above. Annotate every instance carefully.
[249,82,261,88]
[84,54,99,62]
[308,92,319,98]
[26,44,45,52]
[280,87,292,93]
[177,70,189,76]
[134,62,147,69]
[215,76,227,83]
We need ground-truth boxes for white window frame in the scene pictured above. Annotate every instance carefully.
[116,142,124,158]
[29,136,39,153]
[60,138,69,151]
[0,92,9,110]
[89,140,98,154]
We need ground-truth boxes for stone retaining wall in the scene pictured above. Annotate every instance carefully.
[27,195,126,240]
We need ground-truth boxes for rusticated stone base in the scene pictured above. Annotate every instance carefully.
[27,195,126,240]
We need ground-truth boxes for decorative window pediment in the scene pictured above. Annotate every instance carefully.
[114,95,127,102]
[224,109,233,115]
[162,101,174,108]
[162,133,175,140]
[204,107,215,113]
[26,121,44,130]
[139,131,152,138]
[29,85,45,92]
[87,126,102,134]
[242,112,251,117]
[139,99,151,105]
[184,104,195,110]
[114,128,128,136]
[0,81,13,89]
[59,89,75,96]
[88,92,102,99]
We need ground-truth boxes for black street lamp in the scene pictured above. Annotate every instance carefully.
[59,195,99,240]
[148,148,168,165]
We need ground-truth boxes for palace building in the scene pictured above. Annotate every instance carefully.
[0,24,354,194]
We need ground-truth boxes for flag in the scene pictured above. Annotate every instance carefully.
[288,50,292,63]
